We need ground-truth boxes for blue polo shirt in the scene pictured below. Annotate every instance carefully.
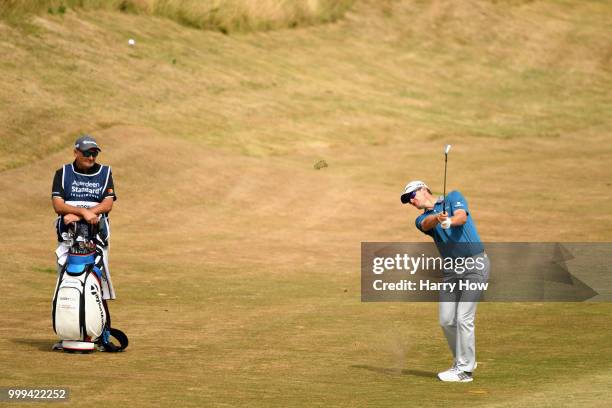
[415,190,484,258]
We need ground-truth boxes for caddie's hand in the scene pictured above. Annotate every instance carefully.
[81,208,99,224]
[63,213,81,224]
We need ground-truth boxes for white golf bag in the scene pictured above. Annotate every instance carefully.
[52,221,107,352]
[52,257,107,352]
[52,220,128,353]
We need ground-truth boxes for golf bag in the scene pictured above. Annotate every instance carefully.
[52,221,128,353]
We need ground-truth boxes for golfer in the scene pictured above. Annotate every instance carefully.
[401,180,489,382]
[51,135,117,300]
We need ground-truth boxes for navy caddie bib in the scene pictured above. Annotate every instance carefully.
[62,164,111,209]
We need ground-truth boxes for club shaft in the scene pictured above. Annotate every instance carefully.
[443,155,448,213]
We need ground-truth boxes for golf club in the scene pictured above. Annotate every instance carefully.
[443,144,452,214]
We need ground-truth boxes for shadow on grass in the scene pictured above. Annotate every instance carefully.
[12,338,56,352]
[352,364,437,378]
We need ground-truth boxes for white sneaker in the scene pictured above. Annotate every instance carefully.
[438,361,477,377]
[438,370,473,382]
[437,362,459,377]
[51,341,63,351]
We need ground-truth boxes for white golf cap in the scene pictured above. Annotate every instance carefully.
[400,180,428,204]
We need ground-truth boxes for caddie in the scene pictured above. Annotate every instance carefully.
[401,180,489,382]
[51,135,117,300]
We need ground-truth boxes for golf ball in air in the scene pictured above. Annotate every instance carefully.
[128,38,136,46]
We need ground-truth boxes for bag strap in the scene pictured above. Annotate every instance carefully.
[100,327,129,352]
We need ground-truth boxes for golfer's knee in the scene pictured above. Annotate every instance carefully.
[439,315,456,329]
[456,314,474,330]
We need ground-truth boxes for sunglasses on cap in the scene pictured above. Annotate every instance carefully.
[406,187,424,202]
[82,150,99,158]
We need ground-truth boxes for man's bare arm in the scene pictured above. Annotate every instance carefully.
[420,214,440,231]
[90,198,114,215]
[420,209,468,231]
[52,197,113,224]
[451,209,468,226]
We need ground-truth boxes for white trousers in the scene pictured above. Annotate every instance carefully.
[438,253,490,372]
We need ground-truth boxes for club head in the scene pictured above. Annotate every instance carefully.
[445,144,452,155]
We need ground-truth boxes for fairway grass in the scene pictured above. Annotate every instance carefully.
[1,130,611,406]
[1,0,612,406]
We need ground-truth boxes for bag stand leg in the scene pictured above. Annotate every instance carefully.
[102,299,111,327]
